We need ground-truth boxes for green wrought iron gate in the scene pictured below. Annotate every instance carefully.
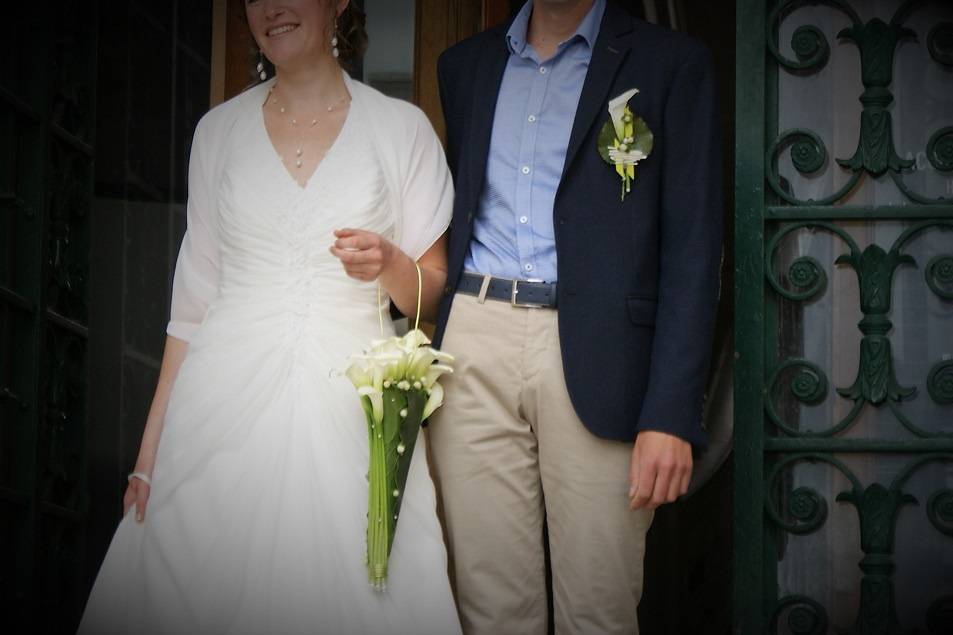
[734,0,953,632]
[1,4,96,632]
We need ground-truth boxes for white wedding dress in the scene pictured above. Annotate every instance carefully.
[79,76,462,635]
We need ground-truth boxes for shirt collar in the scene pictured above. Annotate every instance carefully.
[506,0,606,57]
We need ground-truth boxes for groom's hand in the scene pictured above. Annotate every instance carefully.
[628,430,693,511]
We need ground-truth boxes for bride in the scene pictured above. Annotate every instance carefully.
[78,1,461,633]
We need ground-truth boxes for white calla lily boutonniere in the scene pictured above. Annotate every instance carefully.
[598,88,654,201]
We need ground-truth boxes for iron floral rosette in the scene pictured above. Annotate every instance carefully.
[345,329,454,589]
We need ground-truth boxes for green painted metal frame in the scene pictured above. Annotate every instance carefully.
[734,1,953,632]
[733,0,768,631]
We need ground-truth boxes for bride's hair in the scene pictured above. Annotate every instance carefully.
[335,2,368,72]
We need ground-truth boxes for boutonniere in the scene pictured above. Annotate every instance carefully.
[597,88,654,201]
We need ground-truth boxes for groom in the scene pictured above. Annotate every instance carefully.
[428,0,721,632]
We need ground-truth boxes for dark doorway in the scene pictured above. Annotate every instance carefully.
[1,2,213,633]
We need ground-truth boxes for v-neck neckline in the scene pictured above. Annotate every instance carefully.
[258,78,353,193]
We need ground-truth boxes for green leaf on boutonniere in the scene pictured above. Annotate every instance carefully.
[629,116,654,156]
[598,119,618,163]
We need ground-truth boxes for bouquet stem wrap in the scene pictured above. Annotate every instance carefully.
[363,387,425,586]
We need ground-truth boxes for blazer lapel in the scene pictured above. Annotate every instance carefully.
[560,4,635,184]
[462,26,510,212]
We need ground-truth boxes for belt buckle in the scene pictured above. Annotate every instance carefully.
[511,279,546,309]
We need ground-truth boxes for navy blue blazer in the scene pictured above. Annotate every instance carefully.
[433,1,723,446]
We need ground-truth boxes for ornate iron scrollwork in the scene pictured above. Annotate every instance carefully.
[892,454,953,537]
[766,221,953,437]
[927,22,953,66]
[770,595,830,635]
[924,255,953,300]
[926,127,953,172]
[767,454,953,634]
[765,454,861,534]
[834,242,916,405]
[926,489,953,536]
[835,18,916,177]
[766,130,862,206]
[837,481,916,635]
[767,0,953,206]
[927,360,953,405]
[766,221,858,302]
[767,0,861,72]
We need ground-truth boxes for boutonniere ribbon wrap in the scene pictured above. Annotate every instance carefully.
[344,266,454,590]
[598,88,654,201]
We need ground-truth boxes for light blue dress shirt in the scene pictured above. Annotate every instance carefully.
[464,0,605,283]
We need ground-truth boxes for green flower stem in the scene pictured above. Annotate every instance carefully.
[367,412,390,588]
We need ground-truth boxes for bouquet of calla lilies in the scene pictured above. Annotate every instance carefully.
[345,328,454,589]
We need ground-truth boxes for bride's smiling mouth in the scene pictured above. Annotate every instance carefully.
[267,23,299,37]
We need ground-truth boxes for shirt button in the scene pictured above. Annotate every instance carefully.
[524,263,534,272]
[528,115,537,123]
[539,67,548,74]
[521,166,530,175]
[519,216,528,224]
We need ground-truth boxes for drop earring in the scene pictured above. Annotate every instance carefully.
[257,51,267,81]
[331,20,340,58]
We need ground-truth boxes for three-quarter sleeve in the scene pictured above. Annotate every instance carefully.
[396,109,453,261]
[167,116,221,342]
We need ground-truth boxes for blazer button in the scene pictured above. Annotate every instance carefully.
[467,212,474,223]
[444,285,453,296]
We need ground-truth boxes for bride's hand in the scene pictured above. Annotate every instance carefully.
[330,228,400,282]
[123,462,154,523]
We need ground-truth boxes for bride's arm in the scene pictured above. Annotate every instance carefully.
[124,109,221,522]
[124,335,189,522]
[330,228,447,323]
[331,101,452,323]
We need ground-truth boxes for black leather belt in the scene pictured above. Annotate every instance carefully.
[457,272,557,308]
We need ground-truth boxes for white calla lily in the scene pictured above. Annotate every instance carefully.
[423,364,453,391]
[401,329,431,351]
[408,349,438,379]
[357,386,384,424]
[432,350,455,364]
[345,364,373,389]
[608,88,639,140]
[371,364,385,392]
[421,382,444,420]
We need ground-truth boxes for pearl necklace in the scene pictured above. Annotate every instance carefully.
[267,85,351,169]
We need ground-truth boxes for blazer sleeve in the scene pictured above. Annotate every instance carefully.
[436,52,458,178]
[635,43,723,447]
[166,114,221,342]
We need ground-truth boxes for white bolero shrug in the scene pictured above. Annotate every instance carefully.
[166,72,454,343]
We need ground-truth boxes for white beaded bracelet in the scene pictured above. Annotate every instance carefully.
[127,471,152,487]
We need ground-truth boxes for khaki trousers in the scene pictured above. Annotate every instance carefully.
[429,292,654,635]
